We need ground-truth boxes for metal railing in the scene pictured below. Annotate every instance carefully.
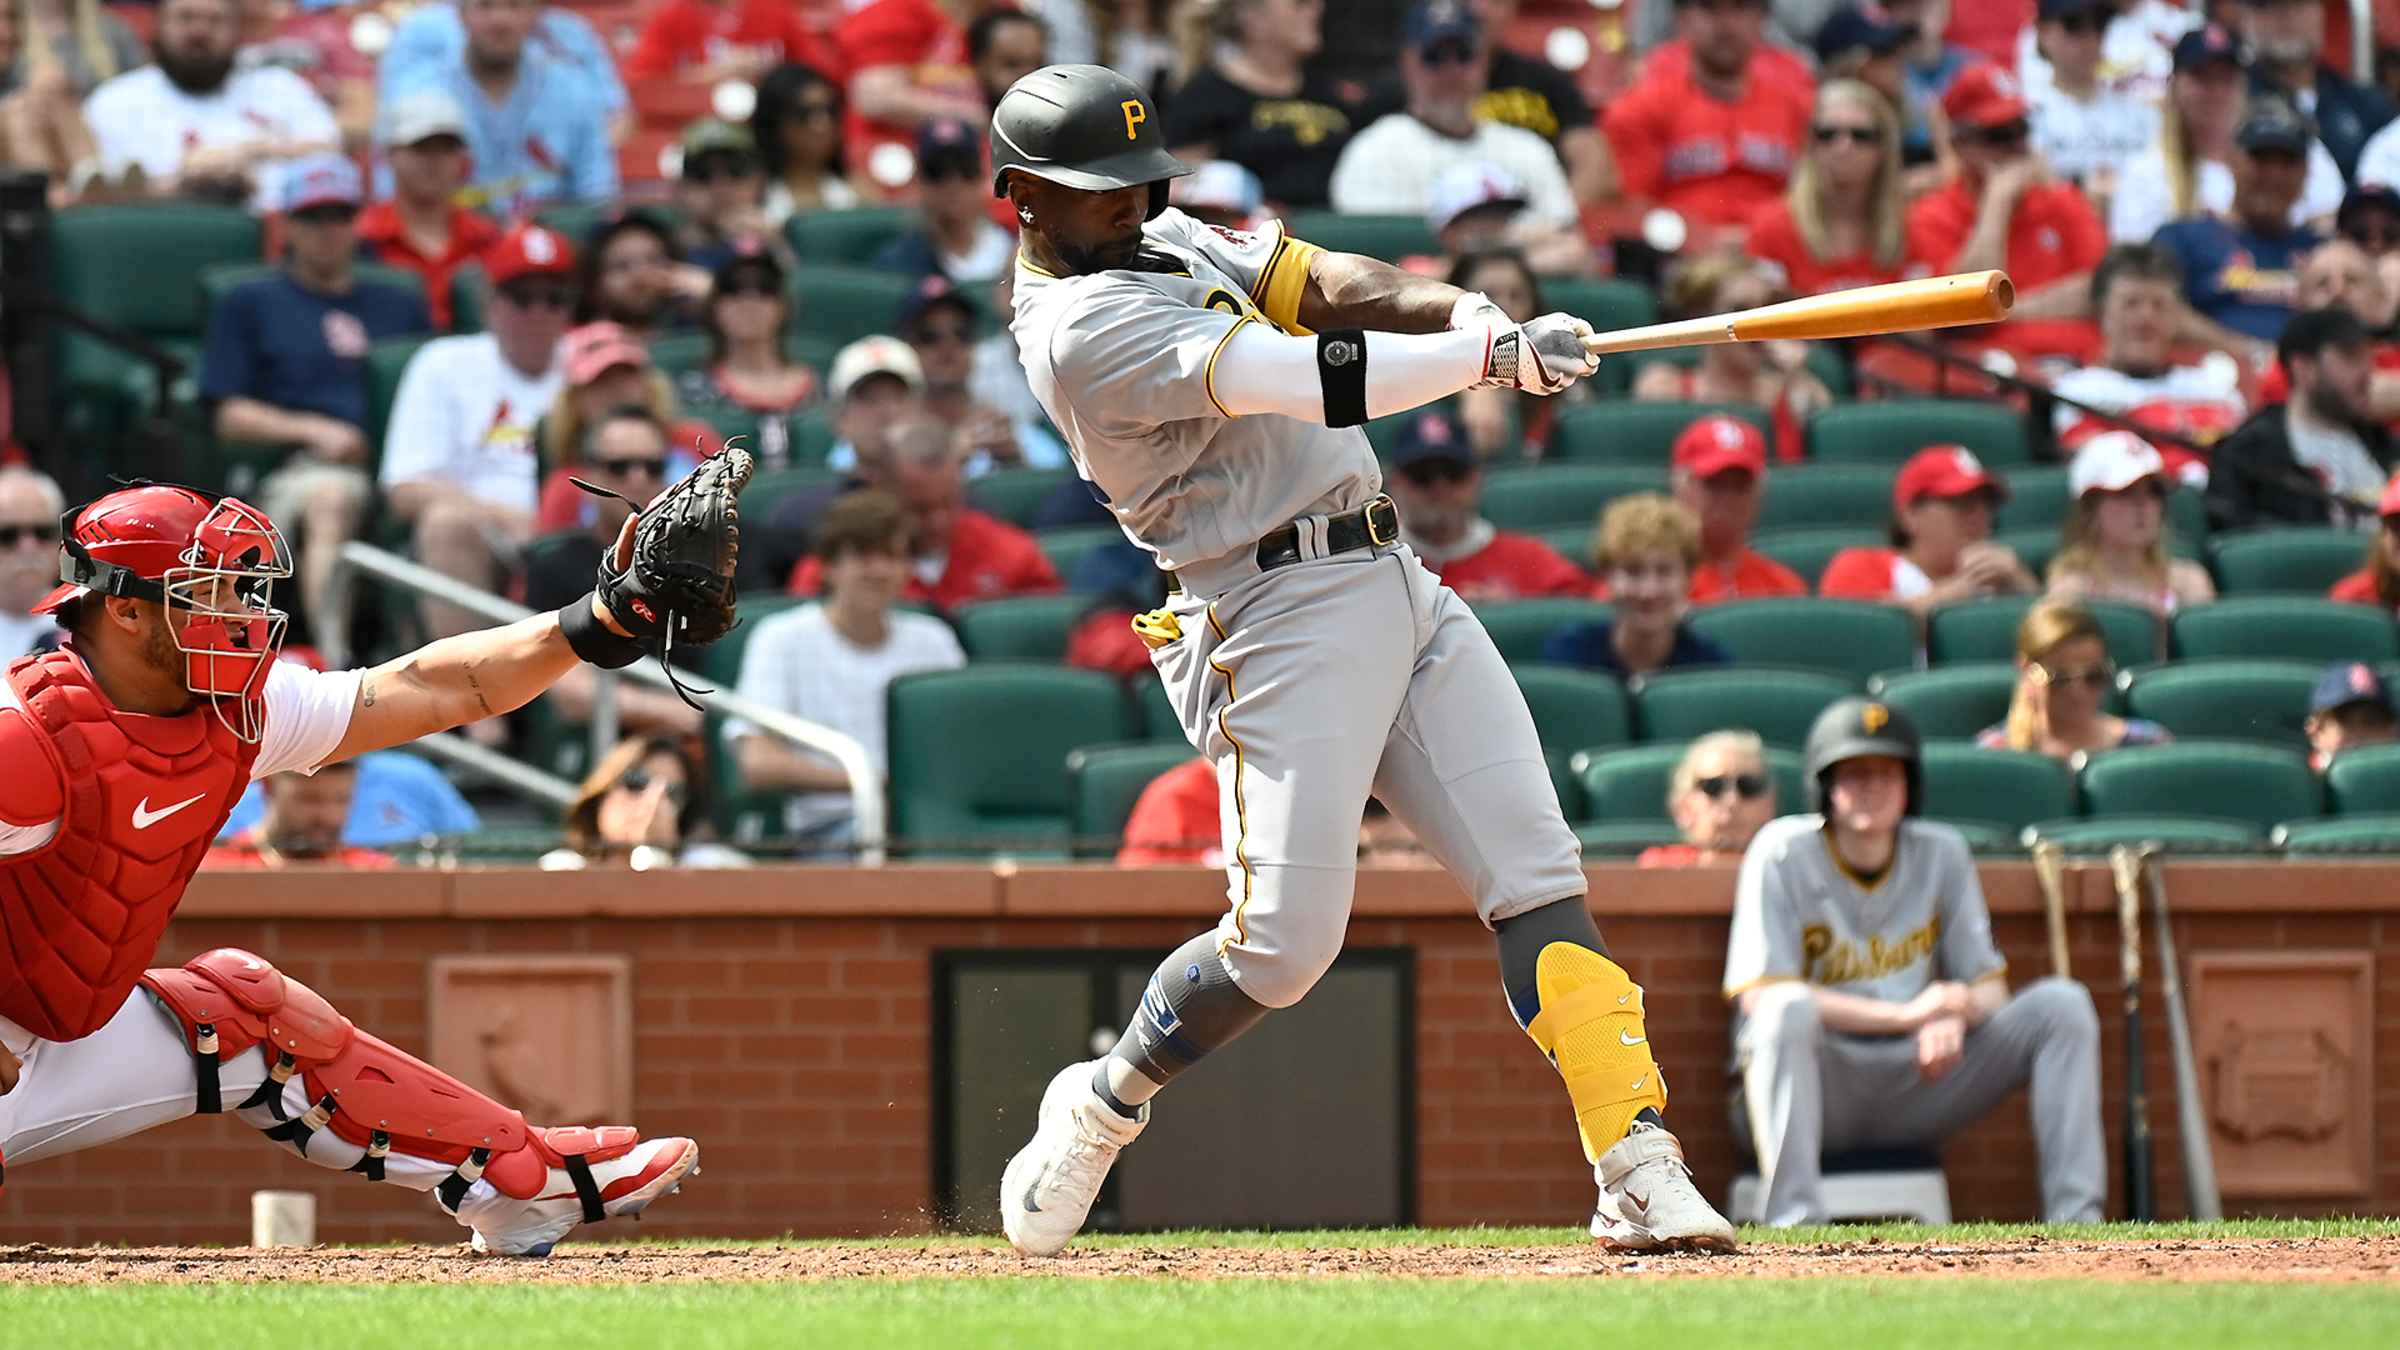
[329,541,887,864]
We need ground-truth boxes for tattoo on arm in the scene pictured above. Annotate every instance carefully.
[361,678,377,709]
[463,664,495,716]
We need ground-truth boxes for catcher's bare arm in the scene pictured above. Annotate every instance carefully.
[330,608,600,762]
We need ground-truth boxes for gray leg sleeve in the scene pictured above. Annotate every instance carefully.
[1098,931,1272,1111]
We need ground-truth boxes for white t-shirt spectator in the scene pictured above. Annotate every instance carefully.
[377,334,563,517]
[0,658,360,855]
[725,602,965,837]
[2108,140,2346,244]
[2029,82,2160,186]
[2050,361,2247,438]
[82,64,339,211]
[2016,0,2196,105]
[2358,118,2400,189]
[1328,115,1578,227]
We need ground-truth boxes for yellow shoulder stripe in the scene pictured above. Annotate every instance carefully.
[1252,231,1321,336]
[1201,314,1254,419]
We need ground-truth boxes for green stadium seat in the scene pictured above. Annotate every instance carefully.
[363,337,432,464]
[2274,814,2400,855]
[1753,465,1893,531]
[2076,740,2320,833]
[1686,598,1918,681]
[1510,663,1632,753]
[1870,664,2017,739]
[1621,342,1851,397]
[1545,277,1660,343]
[1134,675,1184,742]
[1535,521,1597,569]
[701,593,817,842]
[969,468,1074,529]
[1546,750,1587,821]
[744,464,844,522]
[954,593,1091,662]
[1750,527,1875,589]
[1475,597,1612,663]
[887,664,1135,856]
[1934,819,2022,853]
[1919,744,2074,833]
[2172,597,2399,662]
[1633,666,1860,748]
[1996,466,2072,532]
[2208,527,2368,595]
[1572,743,1804,822]
[646,332,712,377]
[786,206,919,266]
[1925,596,2162,668]
[1285,211,1439,262]
[2024,815,2262,854]
[1995,526,2058,580]
[51,204,263,425]
[1546,402,1768,465]
[1037,525,1127,581]
[450,263,487,333]
[2322,743,2400,813]
[1805,400,2032,466]
[1480,464,1669,531]
[1066,741,1204,859]
[2123,658,2318,747]
[792,265,920,348]
[1574,820,1688,856]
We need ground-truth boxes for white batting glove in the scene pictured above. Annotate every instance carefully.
[1448,290,1511,332]
[1479,311,1599,396]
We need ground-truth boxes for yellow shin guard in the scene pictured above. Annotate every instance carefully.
[1523,943,1668,1163]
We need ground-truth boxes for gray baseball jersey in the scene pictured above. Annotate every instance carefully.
[1009,207,1381,571]
[1723,816,2007,1007]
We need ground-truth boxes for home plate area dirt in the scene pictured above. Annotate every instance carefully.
[4,1234,2397,1285]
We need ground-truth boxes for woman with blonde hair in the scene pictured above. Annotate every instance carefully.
[540,736,750,870]
[1631,257,1833,464]
[1748,79,1921,298]
[2045,431,2214,617]
[1977,600,2169,758]
[2107,25,2341,243]
[1541,494,1729,678]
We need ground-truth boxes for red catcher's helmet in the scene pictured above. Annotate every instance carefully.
[33,484,292,743]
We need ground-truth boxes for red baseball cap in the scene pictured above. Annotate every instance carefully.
[562,322,650,386]
[485,223,576,287]
[2379,471,2400,519]
[1671,415,1768,478]
[1894,444,2006,512]
[1942,63,2030,130]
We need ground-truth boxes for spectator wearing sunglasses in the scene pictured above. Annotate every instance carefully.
[872,117,1015,286]
[0,468,66,660]
[1600,0,1811,242]
[2231,0,2395,185]
[1543,494,1729,678]
[676,249,822,467]
[1330,2,1577,236]
[1384,407,1588,602]
[752,63,862,226]
[2044,431,2214,618]
[200,154,430,650]
[1670,415,1807,604]
[533,322,720,533]
[623,0,841,92]
[2304,660,2400,773]
[1751,79,1929,301]
[1163,0,1354,212]
[674,119,787,278]
[2151,100,2324,347]
[898,279,1069,476]
[357,90,501,333]
[1809,10,1920,167]
[2025,0,2159,199]
[1639,730,1777,868]
[1905,64,2105,363]
[541,734,750,871]
[1978,599,2166,756]
[380,222,574,642]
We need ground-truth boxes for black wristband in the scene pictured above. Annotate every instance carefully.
[557,596,648,670]
[1316,329,1369,429]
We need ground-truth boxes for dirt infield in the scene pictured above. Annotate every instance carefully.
[4,1235,2396,1285]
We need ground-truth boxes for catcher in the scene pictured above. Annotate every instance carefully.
[0,452,748,1256]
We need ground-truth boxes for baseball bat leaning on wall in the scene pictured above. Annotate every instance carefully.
[2031,838,2072,979]
[2108,844,2157,1221]
[2144,853,2223,1219]
[1579,271,2015,356]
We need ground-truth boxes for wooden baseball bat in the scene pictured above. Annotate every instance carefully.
[2144,854,2223,1219]
[2108,844,2156,1221]
[2030,838,2072,980]
[1581,270,2015,357]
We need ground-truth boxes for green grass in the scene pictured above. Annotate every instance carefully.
[4,1277,2394,1350]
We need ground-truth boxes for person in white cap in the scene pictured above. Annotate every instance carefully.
[1426,160,1591,276]
[358,88,502,332]
[747,336,929,588]
[2045,430,2216,616]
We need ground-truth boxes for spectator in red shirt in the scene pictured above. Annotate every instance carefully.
[1905,63,2106,363]
[787,415,1060,611]
[204,762,393,870]
[1751,78,1927,298]
[838,0,999,193]
[1385,406,1589,600]
[1637,729,1778,868]
[1632,257,1833,464]
[356,89,501,332]
[1601,0,1812,243]
[1117,756,1219,866]
[623,0,840,89]
[1670,414,1807,604]
[1820,444,2038,616]
[2328,471,2400,609]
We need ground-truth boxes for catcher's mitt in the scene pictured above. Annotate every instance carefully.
[572,446,754,706]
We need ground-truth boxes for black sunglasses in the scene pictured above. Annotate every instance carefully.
[790,100,839,123]
[1696,773,1770,800]
[685,155,759,184]
[498,282,576,310]
[921,157,982,183]
[620,769,689,806]
[290,205,358,226]
[1974,121,2031,147]
[1399,458,1474,487]
[717,277,784,300]
[594,456,667,479]
[2035,661,2115,691]
[2052,12,2105,35]
[1419,38,1477,67]
[1812,124,1879,146]
[911,322,973,346]
[0,522,59,547]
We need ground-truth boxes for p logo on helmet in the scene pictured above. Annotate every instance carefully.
[1122,99,1146,141]
[1860,703,1889,735]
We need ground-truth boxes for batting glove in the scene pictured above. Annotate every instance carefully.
[1478,311,1600,396]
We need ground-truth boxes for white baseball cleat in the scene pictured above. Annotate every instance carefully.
[1589,1120,1737,1253]
[455,1130,699,1257]
[1000,1059,1147,1257]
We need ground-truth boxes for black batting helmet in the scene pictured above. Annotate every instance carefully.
[1802,697,1923,815]
[989,64,1190,219]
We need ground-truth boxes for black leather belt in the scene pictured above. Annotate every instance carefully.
[1168,495,1400,590]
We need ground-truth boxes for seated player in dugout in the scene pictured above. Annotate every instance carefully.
[987,64,1736,1257]
[1725,698,2106,1226]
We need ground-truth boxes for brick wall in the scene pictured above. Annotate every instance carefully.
[0,862,2390,1244]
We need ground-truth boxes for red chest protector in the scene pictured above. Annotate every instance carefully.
[0,649,258,1042]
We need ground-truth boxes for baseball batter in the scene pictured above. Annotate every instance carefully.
[989,64,1735,1256]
